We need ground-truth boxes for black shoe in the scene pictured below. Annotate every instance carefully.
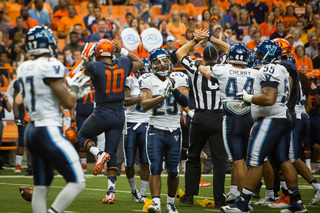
[179,194,193,205]
[252,182,262,199]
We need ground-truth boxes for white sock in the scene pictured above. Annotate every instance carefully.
[153,197,161,206]
[280,181,288,190]
[50,182,85,212]
[305,159,311,169]
[32,186,50,213]
[266,189,274,199]
[140,180,149,197]
[230,185,239,196]
[16,155,23,165]
[89,146,100,157]
[181,160,186,172]
[167,195,175,204]
[311,182,320,191]
[108,178,116,192]
[128,177,136,192]
[80,158,87,165]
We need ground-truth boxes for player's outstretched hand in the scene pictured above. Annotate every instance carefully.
[193,29,210,42]
[81,42,96,60]
[112,39,122,53]
[236,89,253,104]
[66,72,90,89]
[162,77,175,98]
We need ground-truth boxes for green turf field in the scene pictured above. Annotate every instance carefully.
[1,167,320,213]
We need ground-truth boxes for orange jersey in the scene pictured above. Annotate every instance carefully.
[273,0,293,11]
[57,15,85,35]
[295,56,313,70]
[283,16,298,29]
[217,0,230,15]
[53,10,69,30]
[167,22,186,41]
[4,2,21,22]
[11,18,39,30]
[169,3,196,17]
[259,22,277,37]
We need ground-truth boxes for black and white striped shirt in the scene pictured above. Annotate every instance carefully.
[181,56,222,111]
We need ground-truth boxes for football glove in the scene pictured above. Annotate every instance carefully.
[81,42,96,60]
[66,72,91,99]
[236,89,253,103]
[162,77,175,98]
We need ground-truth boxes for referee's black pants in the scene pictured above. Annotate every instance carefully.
[185,110,227,206]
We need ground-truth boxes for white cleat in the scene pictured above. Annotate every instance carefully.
[93,152,110,176]
[147,204,161,213]
[255,196,275,206]
[166,203,178,213]
[309,190,320,205]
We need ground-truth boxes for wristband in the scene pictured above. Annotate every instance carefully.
[207,35,212,41]
[70,85,79,94]
[193,38,200,43]
[243,94,253,103]
[120,48,129,56]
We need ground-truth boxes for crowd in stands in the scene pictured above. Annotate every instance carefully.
[0,0,320,87]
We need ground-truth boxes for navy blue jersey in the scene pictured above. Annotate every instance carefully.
[76,84,95,117]
[280,60,299,116]
[13,80,25,120]
[85,57,133,105]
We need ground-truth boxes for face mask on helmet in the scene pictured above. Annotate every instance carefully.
[151,56,172,77]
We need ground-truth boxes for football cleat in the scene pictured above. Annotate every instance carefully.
[101,191,115,204]
[221,197,250,213]
[147,204,161,213]
[93,152,110,176]
[81,163,87,173]
[268,193,290,208]
[199,178,211,187]
[255,196,275,206]
[166,203,179,213]
[309,190,320,205]
[140,195,146,203]
[131,189,143,203]
[280,202,308,213]
[15,164,21,173]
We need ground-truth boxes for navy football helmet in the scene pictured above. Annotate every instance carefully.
[247,50,255,68]
[26,26,58,58]
[227,43,250,65]
[148,48,172,77]
[251,40,282,68]
[133,58,149,78]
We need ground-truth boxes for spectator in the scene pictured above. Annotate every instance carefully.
[4,0,21,23]
[232,9,251,41]
[90,19,112,42]
[273,0,292,12]
[242,25,258,44]
[312,48,320,69]
[28,0,51,27]
[307,14,320,35]
[0,92,12,148]
[212,25,223,40]
[305,35,319,59]
[8,16,28,48]
[211,5,225,29]
[183,28,194,44]
[294,0,306,16]
[199,9,211,30]
[47,0,59,13]
[290,28,304,47]
[180,13,188,27]
[158,19,173,45]
[169,0,196,17]
[130,18,140,34]
[83,2,96,29]
[0,10,11,44]
[305,3,315,22]
[246,0,269,25]
[10,42,26,68]
[295,45,313,70]
[223,3,240,29]
[138,18,149,32]
[301,14,312,33]
[304,31,317,48]
[52,0,68,30]
[270,20,287,40]
[165,35,178,66]
[168,10,187,42]
[73,24,90,46]
[63,31,84,53]
[121,12,134,31]
[57,51,65,65]
[11,7,38,30]
[246,30,262,49]
[187,16,197,29]
[283,5,298,31]
[296,21,308,44]
[64,48,74,68]
[217,0,231,15]
[134,0,154,23]
[273,5,283,24]
[58,5,85,39]
[71,48,82,66]
[0,51,13,77]
[28,0,54,22]
[259,11,276,39]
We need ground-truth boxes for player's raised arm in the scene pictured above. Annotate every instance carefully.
[193,30,230,54]
[112,39,143,72]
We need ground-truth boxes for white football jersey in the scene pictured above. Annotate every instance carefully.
[211,64,258,115]
[295,82,307,117]
[139,72,189,129]
[125,75,149,123]
[16,57,65,127]
[251,64,290,121]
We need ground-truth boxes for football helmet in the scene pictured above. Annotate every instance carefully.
[65,127,77,144]
[26,25,58,58]
[272,38,291,56]
[252,40,282,68]
[148,48,172,77]
[247,50,255,68]
[287,54,296,64]
[227,43,249,65]
[133,58,149,78]
[95,39,114,58]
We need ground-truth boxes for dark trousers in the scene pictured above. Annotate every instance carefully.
[185,110,227,205]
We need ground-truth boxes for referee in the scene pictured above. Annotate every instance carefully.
[176,30,229,208]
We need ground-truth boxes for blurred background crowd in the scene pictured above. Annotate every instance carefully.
[0,0,320,87]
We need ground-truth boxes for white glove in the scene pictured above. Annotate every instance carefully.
[162,77,175,98]
[236,89,253,103]
[187,109,195,118]
[77,86,91,99]
[66,72,91,99]
[81,42,96,60]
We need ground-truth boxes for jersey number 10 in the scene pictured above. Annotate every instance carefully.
[105,69,125,94]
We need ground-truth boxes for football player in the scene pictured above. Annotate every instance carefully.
[221,40,307,213]
[139,48,189,213]
[123,58,150,203]
[17,26,88,213]
[77,39,143,204]
[198,42,257,204]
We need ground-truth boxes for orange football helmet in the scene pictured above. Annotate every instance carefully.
[95,39,114,58]
[65,127,77,144]
[272,38,291,56]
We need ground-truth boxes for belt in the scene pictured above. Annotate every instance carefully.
[195,109,222,113]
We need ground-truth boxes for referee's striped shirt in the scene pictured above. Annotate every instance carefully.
[181,56,222,111]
